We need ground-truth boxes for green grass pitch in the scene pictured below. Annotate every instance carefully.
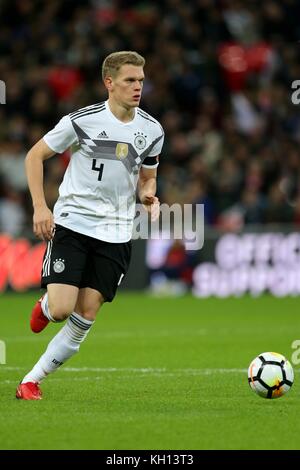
[0,292,300,450]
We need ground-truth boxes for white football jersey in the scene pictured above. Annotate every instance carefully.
[43,100,164,242]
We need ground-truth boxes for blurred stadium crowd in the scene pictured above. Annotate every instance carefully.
[1,0,300,237]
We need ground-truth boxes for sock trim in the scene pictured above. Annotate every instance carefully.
[70,312,94,327]
[69,316,91,331]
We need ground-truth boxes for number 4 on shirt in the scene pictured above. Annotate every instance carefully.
[92,159,104,181]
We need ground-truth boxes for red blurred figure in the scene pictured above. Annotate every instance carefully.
[47,66,83,101]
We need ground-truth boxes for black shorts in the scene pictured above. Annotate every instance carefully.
[41,224,132,302]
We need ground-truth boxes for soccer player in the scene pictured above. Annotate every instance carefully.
[16,51,164,400]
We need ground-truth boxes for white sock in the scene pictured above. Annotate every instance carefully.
[41,293,57,322]
[22,312,94,384]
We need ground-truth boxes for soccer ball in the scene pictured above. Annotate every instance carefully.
[248,352,294,399]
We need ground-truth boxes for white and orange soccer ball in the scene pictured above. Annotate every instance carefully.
[248,352,294,399]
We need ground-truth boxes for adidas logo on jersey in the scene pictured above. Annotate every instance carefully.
[97,130,108,138]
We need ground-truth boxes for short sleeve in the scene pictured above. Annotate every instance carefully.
[147,132,164,157]
[43,115,77,154]
[142,129,164,168]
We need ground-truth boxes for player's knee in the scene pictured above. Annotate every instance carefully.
[78,308,98,322]
[76,294,104,321]
[48,303,73,321]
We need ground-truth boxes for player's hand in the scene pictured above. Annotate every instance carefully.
[33,204,55,241]
[141,194,160,222]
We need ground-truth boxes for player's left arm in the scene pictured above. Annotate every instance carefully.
[138,165,160,221]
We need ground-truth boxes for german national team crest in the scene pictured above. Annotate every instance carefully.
[53,258,65,273]
[134,132,147,150]
[116,143,128,160]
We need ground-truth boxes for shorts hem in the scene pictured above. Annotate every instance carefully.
[42,279,114,302]
[41,279,81,289]
[79,282,113,302]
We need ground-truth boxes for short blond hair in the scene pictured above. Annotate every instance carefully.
[102,51,145,81]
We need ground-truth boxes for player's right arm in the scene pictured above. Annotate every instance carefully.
[26,114,78,241]
[25,139,56,241]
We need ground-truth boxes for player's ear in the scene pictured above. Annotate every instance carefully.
[104,76,113,91]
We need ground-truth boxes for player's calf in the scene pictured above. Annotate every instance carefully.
[75,287,104,321]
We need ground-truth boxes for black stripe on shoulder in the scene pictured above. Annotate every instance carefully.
[70,105,105,119]
[70,102,105,118]
[137,108,157,121]
[70,101,105,113]
[139,111,164,134]
[137,108,150,117]
[137,110,157,124]
[70,107,105,121]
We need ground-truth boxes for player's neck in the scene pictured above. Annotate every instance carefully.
[107,98,135,123]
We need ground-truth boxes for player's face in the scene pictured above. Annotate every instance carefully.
[109,65,144,108]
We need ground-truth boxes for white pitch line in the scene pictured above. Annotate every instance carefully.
[2,366,299,375]
[0,377,104,385]
[0,371,244,386]
[2,329,208,342]
[1,366,247,374]
[2,366,167,372]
